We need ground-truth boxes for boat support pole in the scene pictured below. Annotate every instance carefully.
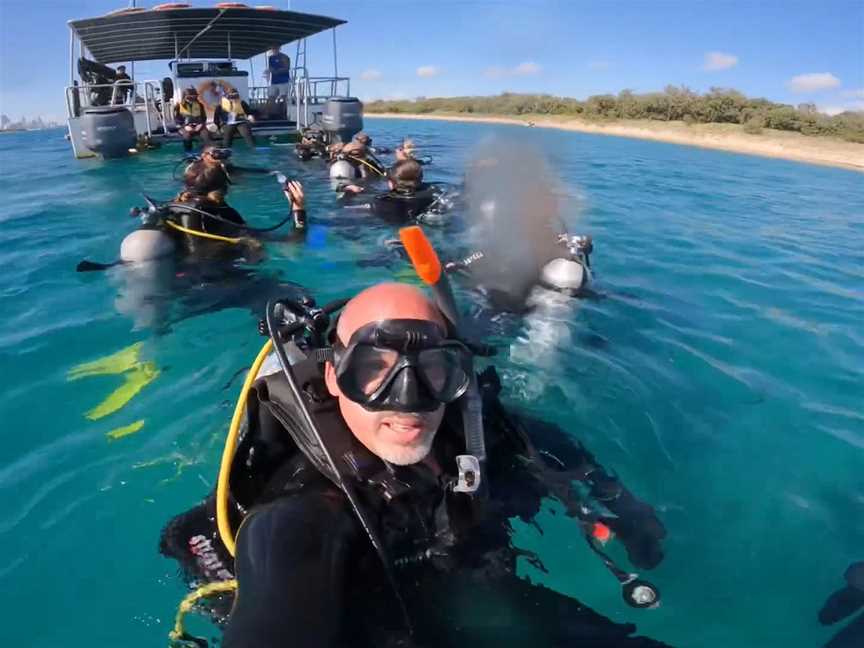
[69,30,74,85]
[332,27,338,96]
[176,9,227,60]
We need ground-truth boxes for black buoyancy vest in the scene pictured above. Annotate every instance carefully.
[231,365,475,563]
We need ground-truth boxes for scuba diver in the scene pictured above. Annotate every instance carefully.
[181,146,232,194]
[445,231,594,312]
[445,139,595,313]
[159,232,668,648]
[819,561,864,647]
[76,178,307,273]
[329,132,388,183]
[178,145,271,194]
[174,87,211,152]
[295,125,328,160]
[338,159,447,225]
[80,181,308,332]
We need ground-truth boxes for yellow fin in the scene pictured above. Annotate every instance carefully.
[67,342,144,381]
[85,362,160,420]
[106,419,145,440]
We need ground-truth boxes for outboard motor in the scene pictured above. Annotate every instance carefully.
[80,106,137,159]
[321,97,363,144]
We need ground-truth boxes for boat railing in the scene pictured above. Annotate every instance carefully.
[65,80,166,137]
[247,67,351,129]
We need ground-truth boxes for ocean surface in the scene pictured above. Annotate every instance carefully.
[1,121,862,648]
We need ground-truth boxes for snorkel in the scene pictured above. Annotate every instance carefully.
[399,225,486,495]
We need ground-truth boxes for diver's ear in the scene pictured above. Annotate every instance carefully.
[324,362,341,398]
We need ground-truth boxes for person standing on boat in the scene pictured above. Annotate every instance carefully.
[265,44,292,99]
[215,89,256,148]
[174,88,211,152]
[113,65,133,105]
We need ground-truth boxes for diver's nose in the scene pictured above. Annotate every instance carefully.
[389,367,436,412]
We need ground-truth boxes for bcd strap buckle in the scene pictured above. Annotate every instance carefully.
[453,454,481,493]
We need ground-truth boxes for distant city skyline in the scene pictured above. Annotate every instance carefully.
[0,0,861,122]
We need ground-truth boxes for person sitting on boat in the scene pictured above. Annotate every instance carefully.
[819,561,864,648]
[174,87,211,152]
[113,65,133,105]
[215,89,256,148]
[159,280,668,648]
[266,44,292,99]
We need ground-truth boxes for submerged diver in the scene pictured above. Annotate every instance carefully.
[819,562,864,648]
[160,279,668,648]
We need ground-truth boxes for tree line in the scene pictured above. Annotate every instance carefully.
[364,87,864,143]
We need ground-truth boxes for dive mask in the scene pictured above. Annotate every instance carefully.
[206,147,232,161]
[331,319,472,413]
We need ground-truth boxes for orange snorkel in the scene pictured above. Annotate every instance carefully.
[399,225,486,494]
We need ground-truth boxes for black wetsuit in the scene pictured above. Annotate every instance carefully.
[820,562,864,648]
[161,368,667,648]
[339,184,440,225]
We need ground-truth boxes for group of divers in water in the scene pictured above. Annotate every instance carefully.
[77,116,862,648]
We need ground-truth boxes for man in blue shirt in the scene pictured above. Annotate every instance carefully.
[266,45,292,99]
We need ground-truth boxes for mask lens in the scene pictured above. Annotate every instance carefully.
[342,345,401,396]
[418,346,469,400]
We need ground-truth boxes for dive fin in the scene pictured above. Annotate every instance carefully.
[67,342,144,380]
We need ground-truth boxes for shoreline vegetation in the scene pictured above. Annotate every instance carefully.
[365,91,864,172]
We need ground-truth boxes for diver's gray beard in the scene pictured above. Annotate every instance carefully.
[375,428,437,466]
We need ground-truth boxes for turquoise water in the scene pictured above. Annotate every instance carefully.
[1,121,862,647]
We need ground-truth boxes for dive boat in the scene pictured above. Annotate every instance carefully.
[64,3,361,159]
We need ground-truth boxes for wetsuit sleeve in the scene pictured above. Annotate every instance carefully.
[222,489,359,648]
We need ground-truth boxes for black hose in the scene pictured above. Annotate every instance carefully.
[163,202,295,234]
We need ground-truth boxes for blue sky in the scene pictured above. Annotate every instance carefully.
[1,0,862,122]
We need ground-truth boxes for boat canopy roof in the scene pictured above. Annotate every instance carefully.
[68,6,345,64]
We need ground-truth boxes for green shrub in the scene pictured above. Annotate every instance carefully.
[362,91,864,141]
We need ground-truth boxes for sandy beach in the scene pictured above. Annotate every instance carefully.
[367,112,864,172]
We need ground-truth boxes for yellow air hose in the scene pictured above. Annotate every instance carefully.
[216,338,273,557]
[168,339,271,646]
[165,219,244,244]
[169,579,238,645]
[346,154,386,177]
